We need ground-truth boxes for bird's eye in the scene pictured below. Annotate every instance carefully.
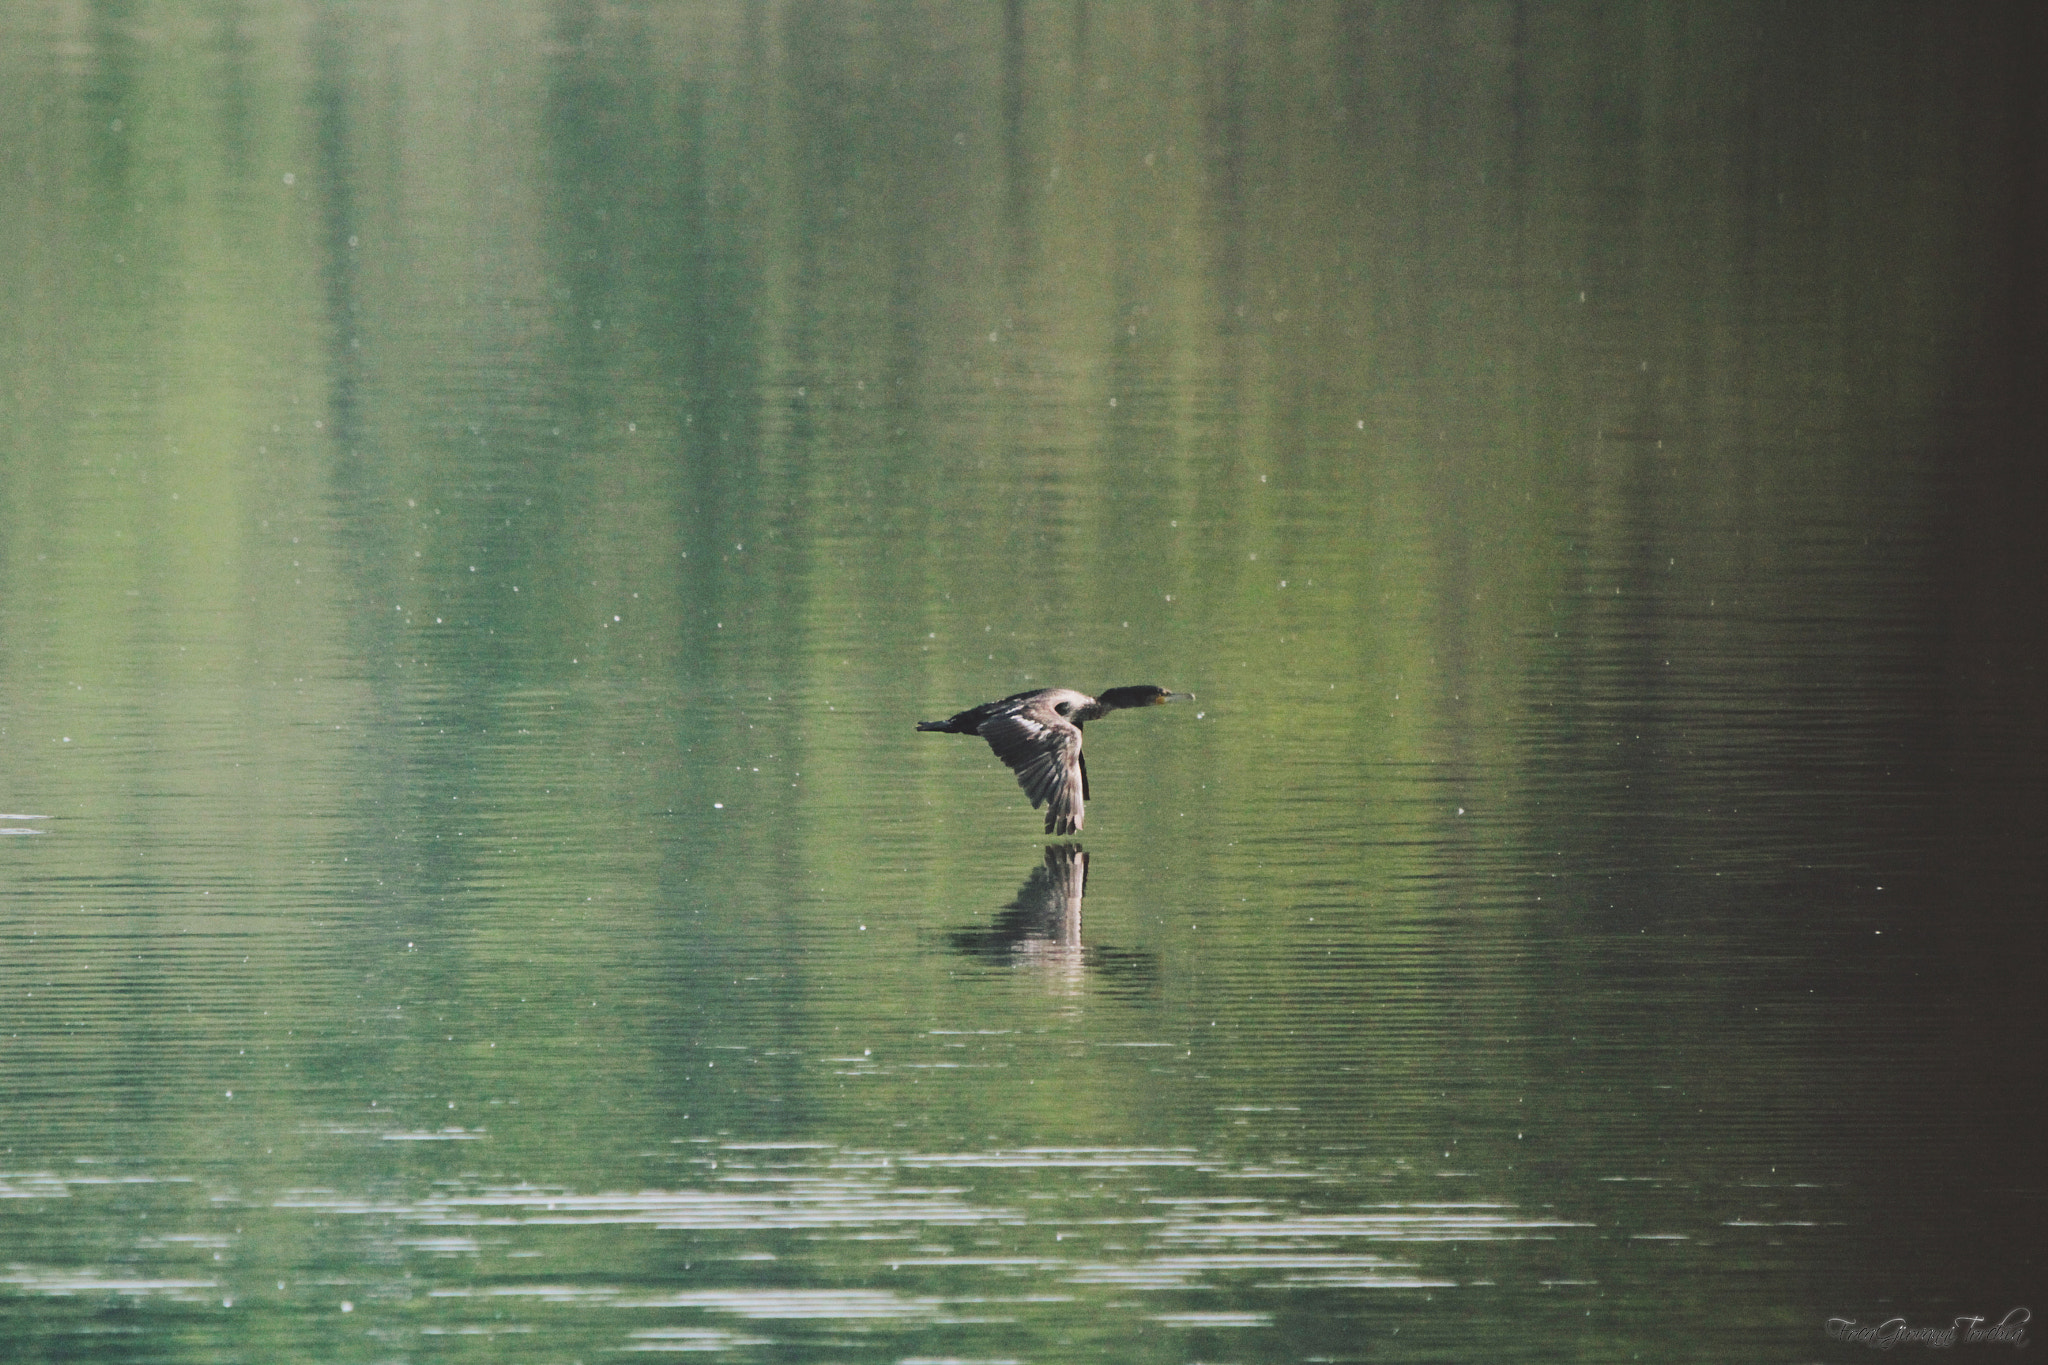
[1055,703,1071,715]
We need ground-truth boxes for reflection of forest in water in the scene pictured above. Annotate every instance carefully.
[1,5,2041,1359]
[944,847,1157,997]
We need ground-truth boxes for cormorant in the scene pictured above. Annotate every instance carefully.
[917,685,1193,834]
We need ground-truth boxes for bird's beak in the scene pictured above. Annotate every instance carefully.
[1159,691,1195,704]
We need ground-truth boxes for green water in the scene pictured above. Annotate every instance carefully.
[2,3,2041,1361]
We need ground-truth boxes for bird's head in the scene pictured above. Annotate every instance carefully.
[1097,685,1195,710]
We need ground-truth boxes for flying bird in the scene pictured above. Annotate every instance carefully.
[917,685,1193,834]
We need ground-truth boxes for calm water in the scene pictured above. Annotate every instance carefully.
[3,3,2043,1361]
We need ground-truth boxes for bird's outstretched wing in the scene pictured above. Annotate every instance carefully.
[979,709,1086,835]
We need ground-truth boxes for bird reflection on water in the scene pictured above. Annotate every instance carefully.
[945,846,1156,996]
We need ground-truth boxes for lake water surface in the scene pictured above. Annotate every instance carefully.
[3,4,2043,1362]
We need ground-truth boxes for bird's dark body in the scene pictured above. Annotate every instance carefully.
[917,684,1192,834]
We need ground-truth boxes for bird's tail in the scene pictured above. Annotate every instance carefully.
[918,704,988,733]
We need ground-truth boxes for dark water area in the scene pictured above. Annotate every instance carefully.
[2,3,2042,1361]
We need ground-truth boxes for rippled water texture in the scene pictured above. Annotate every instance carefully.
[2,3,2043,1362]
